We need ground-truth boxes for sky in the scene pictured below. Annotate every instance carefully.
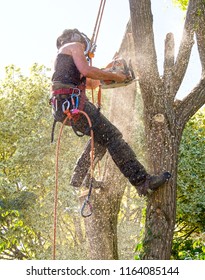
[0,0,201,99]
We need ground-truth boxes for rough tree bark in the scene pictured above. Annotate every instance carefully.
[80,0,205,260]
[129,0,205,259]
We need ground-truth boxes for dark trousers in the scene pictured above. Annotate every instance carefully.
[66,100,148,187]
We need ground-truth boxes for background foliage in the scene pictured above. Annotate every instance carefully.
[172,107,205,260]
[173,0,188,11]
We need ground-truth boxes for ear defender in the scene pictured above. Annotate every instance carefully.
[56,29,96,59]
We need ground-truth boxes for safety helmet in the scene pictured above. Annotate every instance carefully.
[56,28,96,58]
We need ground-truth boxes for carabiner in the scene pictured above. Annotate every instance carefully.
[50,97,58,112]
[80,197,93,218]
[72,88,81,96]
[71,93,79,109]
[62,100,70,112]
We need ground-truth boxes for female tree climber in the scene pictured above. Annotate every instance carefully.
[50,28,171,196]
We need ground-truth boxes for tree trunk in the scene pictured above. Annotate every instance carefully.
[80,176,123,259]
[129,0,205,259]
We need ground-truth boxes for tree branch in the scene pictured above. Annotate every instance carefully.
[164,33,175,77]
[175,77,205,127]
[195,0,205,75]
[172,0,197,95]
[163,33,175,100]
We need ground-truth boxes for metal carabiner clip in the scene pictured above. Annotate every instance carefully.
[71,93,79,109]
[72,87,81,96]
[62,100,70,112]
[80,197,93,218]
[50,97,58,111]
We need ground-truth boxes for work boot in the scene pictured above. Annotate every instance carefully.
[136,171,171,196]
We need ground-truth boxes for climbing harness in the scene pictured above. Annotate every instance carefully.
[50,85,86,141]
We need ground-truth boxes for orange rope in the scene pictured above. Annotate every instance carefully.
[89,0,106,104]
[97,84,102,109]
[53,115,69,260]
[53,111,94,260]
